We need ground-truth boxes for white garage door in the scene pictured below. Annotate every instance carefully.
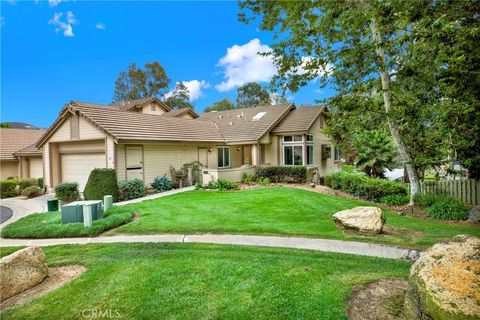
[29,158,43,178]
[61,153,105,191]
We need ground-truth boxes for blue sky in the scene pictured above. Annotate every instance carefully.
[1,0,335,127]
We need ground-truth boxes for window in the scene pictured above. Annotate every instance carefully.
[283,145,303,165]
[334,147,341,162]
[307,134,314,142]
[307,145,314,165]
[217,146,230,168]
[283,135,303,142]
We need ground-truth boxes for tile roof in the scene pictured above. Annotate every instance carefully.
[72,96,171,112]
[0,128,45,161]
[271,106,325,133]
[161,107,199,118]
[198,104,294,142]
[14,143,43,156]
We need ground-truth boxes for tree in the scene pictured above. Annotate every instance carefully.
[236,82,271,108]
[113,61,170,102]
[204,98,236,112]
[165,82,194,109]
[0,123,11,128]
[354,131,397,178]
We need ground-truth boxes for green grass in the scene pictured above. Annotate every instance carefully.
[0,206,135,239]
[114,187,480,249]
[0,243,411,319]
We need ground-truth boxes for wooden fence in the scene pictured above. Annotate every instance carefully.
[420,179,480,205]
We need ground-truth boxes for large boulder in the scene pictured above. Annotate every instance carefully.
[404,235,480,320]
[332,206,385,234]
[468,206,480,223]
[0,247,48,301]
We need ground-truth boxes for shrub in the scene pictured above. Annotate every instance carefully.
[151,174,172,192]
[413,193,443,207]
[257,177,271,186]
[380,194,409,206]
[256,165,307,183]
[118,179,145,201]
[37,177,44,188]
[55,182,80,203]
[340,165,357,173]
[426,197,469,221]
[21,186,43,199]
[17,178,36,192]
[194,181,203,190]
[0,180,18,198]
[215,179,238,190]
[242,173,256,185]
[84,168,119,202]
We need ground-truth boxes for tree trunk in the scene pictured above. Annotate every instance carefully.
[368,16,420,205]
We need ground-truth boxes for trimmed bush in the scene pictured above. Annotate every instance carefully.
[325,171,407,202]
[380,194,409,206]
[118,179,145,201]
[426,197,469,221]
[21,186,42,199]
[151,174,172,192]
[84,168,119,202]
[200,179,238,191]
[55,182,80,203]
[0,180,18,198]
[37,177,44,188]
[256,165,307,183]
[17,178,36,192]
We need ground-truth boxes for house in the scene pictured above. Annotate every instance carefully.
[36,97,339,190]
[0,128,45,180]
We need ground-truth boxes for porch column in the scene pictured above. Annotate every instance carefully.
[44,143,51,189]
[251,144,259,166]
[303,134,307,166]
[105,137,116,169]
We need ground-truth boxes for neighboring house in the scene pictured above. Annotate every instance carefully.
[36,97,339,190]
[0,128,45,180]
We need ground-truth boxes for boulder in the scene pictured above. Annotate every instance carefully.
[468,206,480,223]
[0,247,48,301]
[332,206,385,234]
[404,235,480,320]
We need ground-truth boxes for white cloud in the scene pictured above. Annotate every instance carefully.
[166,80,211,101]
[49,11,77,37]
[48,0,62,7]
[95,23,105,30]
[215,38,276,92]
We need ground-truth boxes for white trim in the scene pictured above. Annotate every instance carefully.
[282,144,304,166]
[283,135,303,143]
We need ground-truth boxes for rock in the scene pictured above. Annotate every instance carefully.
[0,247,48,301]
[468,206,480,223]
[332,206,385,234]
[404,235,480,320]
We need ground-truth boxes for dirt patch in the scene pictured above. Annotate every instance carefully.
[382,225,424,238]
[348,278,408,320]
[0,265,86,311]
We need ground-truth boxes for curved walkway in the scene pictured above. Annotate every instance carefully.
[0,234,421,261]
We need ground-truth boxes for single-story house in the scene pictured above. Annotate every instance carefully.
[36,97,339,190]
[0,128,45,180]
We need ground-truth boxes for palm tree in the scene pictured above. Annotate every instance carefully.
[354,131,397,178]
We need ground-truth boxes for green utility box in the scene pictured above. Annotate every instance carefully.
[60,200,104,224]
[47,199,59,212]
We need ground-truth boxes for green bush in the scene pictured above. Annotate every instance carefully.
[256,165,307,183]
[340,165,357,173]
[17,178,36,192]
[84,168,119,202]
[380,194,409,206]
[413,193,443,207]
[118,179,145,201]
[55,182,80,203]
[201,179,238,190]
[426,197,469,221]
[37,177,44,188]
[21,186,43,199]
[0,180,18,198]
[242,173,256,185]
[257,177,271,186]
[194,181,203,190]
[151,174,172,192]
[325,171,407,202]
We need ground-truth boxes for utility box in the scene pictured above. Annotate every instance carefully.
[60,200,103,224]
[47,199,59,212]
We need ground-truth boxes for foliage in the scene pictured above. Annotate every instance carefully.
[242,173,256,185]
[151,174,173,192]
[113,61,170,102]
[37,177,44,188]
[340,165,358,173]
[0,123,11,128]
[55,182,80,203]
[21,186,43,199]
[257,177,271,186]
[194,181,203,190]
[0,180,18,198]
[379,194,409,206]
[325,171,407,202]
[84,168,119,202]
[118,179,145,201]
[203,179,238,191]
[236,82,271,108]
[164,81,194,109]
[256,165,306,183]
[0,206,135,239]
[354,131,397,177]
[204,98,236,112]
[426,197,469,221]
[413,194,444,208]
[17,178,37,192]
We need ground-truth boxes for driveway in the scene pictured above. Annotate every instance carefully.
[0,194,55,228]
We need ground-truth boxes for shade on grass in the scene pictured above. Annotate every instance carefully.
[0,243,411,320]
[114,187,480,249]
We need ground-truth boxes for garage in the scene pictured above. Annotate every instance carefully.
[61,153,105,190]
[28,157,43,178]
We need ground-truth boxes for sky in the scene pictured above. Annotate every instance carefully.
[1,0,336,128]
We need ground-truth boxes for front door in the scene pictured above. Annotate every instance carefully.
[198,147,208,168]
[126,146,143,181]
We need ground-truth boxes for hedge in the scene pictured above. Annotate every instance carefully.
[118,179,145,201]
[21,186,43,199]
[55,182,80,203]
[0,180,17,198]
[84,168,119,202]
[325,171,407,202]
[256,165,307,183]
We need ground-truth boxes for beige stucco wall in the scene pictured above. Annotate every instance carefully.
[308,115,338,177]
[141,102,167,115]
[79,118,106,140]
[1,161,19,179]
[19,156,43,179]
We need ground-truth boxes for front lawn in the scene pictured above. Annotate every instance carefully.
[114,187,480,249]
[1,207,135,238]
[0,243,411,319]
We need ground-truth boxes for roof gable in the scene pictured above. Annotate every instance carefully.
[271,106,326,134]
[1,128,45,161]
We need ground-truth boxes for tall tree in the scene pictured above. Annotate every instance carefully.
[113,61,170,102]
[236,82,271,108]
[204,98,236,112]
[165,82,194,109]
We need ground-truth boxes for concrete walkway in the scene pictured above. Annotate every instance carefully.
[0,194,55,228]
[0,234,421,261]
[114,186,196,205]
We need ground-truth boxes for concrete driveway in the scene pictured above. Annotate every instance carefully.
[0,194,55,228]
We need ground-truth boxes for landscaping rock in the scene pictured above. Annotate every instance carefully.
[404,235,480,320]
[0,247,48,301]
[468,206,480,223]
[332,206,385,234]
